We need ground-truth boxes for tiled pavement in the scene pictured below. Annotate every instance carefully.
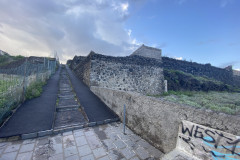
[0,122,164,160]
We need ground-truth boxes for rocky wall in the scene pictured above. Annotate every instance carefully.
[91,86,240,153]
[72,52,164,95]
[73,56,91,86]
[90,60,163,94]
[162,57,240,88]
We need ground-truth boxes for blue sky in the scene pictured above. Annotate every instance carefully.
[0,0,239,69]
[126,0,240,69]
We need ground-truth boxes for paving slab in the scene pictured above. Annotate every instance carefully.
[0,122,164,160]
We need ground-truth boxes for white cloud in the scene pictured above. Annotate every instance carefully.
[235,69,240,71]
[220,0,234,7]
[0,0,137,63]
[121,2,129,12]
[175,57,183,60]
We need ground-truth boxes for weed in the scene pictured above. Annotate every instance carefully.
[25,81,46,100]
[151,91,240,115]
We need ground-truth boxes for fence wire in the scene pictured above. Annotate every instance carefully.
[0,57,58,123]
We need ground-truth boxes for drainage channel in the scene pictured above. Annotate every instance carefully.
[53,66,89,133]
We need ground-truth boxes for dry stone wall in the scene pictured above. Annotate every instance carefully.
[91,86,240,154]
[72,52,164,95]
[162,57,240,88]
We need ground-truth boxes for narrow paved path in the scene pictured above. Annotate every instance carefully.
[54,66,87,130]
[0,65,118,138]
[0,68,61,137]
[66,66,118,123]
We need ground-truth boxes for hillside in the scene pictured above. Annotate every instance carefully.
[0,50,25,67]
[162,57,240,92]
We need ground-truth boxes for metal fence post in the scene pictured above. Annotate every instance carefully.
[123,104,126,135]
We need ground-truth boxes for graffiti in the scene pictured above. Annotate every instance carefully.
[178,121,240,160]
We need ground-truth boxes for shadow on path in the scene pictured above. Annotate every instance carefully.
[66,66,118,122]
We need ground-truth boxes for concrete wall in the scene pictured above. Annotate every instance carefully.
[176,120,240,160]
[130,44,162,60]
[233,70,240,76]
[91,86,240,153]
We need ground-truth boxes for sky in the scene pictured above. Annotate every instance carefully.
[0,0,239,70]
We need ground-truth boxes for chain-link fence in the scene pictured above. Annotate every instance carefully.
[0,57,58,123]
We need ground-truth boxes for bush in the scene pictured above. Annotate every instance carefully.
[25,81,46,100]
[153,91,240,115]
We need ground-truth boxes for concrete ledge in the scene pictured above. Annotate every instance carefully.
[88,122,97,127]
[21,132,37,140]
[1,119,119,142]
[104,119,112,124]
[38,130,53,137]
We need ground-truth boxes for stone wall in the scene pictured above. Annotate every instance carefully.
[72,52,164,95]
[69,56,86,70]
[162,57,240,88]
[73,55,91,86]
[90,86,240,153]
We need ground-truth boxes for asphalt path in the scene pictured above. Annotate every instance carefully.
[66,66,118,122]
[0,68,60,137]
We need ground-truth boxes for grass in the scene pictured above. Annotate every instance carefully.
[0,79,20,93]
[25,81,46,100]
[0,54,25,66]
[149,91,240,115]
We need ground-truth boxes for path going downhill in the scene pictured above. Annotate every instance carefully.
[0,68,61,137]
[0,65,118,138]
[66,66,118,123]
[53,66,88,130]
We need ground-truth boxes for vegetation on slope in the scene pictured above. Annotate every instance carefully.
[150,91,240,115]
[164,69,240,92]
[0,52,25,66]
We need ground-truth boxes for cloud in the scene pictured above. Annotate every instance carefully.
[175,57,183,60]
[0,0,138,63]
[220,0,234,7]
[235,69,240,71]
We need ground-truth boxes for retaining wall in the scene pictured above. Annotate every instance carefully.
[72,52,164,95]
[91,86,240,153]
[162,57,240,88]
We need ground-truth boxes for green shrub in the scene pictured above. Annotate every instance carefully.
[219,107,235,114]
[25,81,46,100]
[151,91,240,115]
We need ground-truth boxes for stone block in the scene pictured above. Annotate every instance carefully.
[88,122,96,127]
[38,130,53,137]
[21,132,37,140]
